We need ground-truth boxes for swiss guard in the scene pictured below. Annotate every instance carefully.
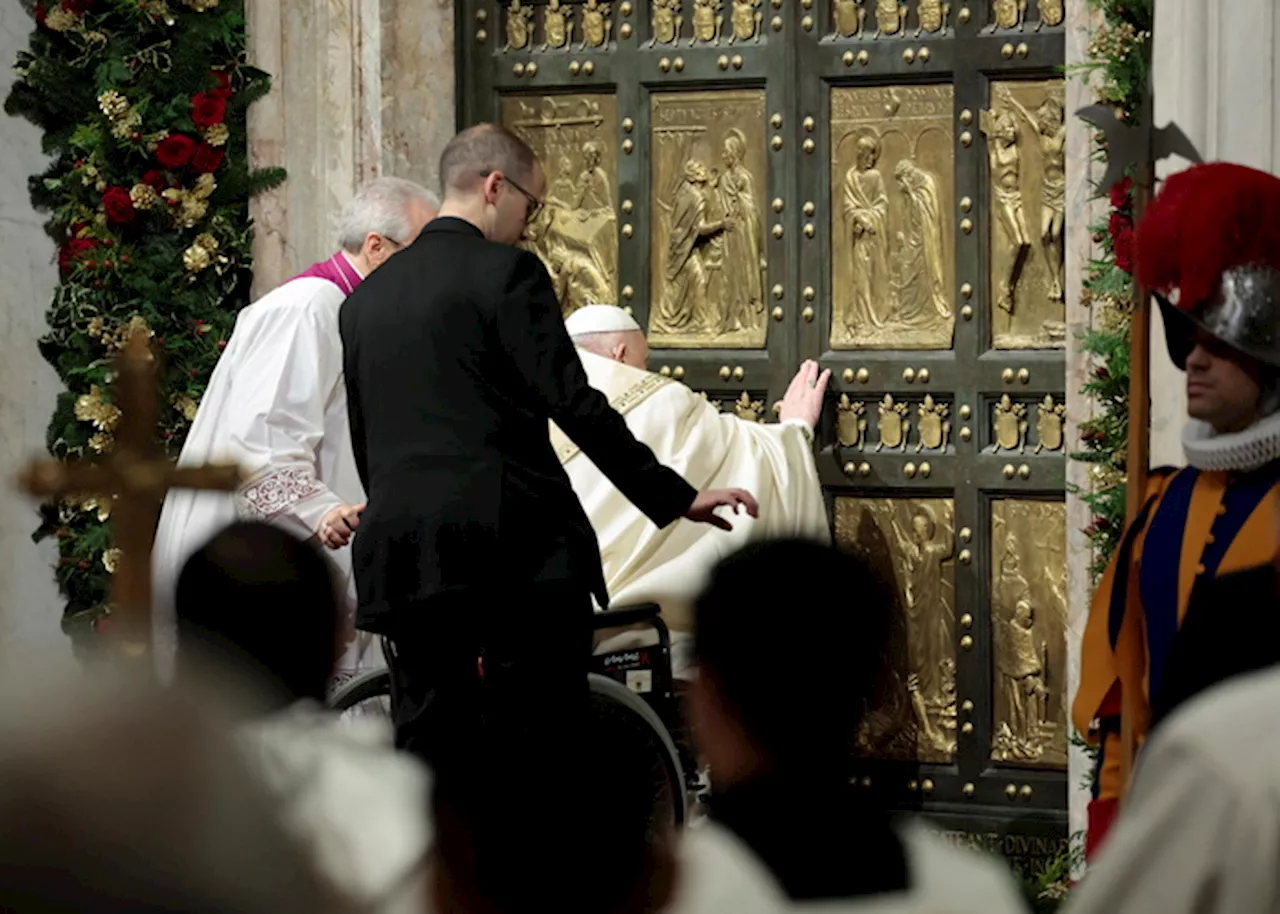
[1074,161,1280,857]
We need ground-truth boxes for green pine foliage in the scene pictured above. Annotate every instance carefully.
[5,0,283,653]
[1040,0,1153,869]
[1070,0,1153,581]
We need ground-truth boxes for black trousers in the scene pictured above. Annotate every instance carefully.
[384,580,594,772]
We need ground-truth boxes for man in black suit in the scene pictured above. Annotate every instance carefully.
[340,123,758,766]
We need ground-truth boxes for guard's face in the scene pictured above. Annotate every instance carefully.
[1184,331,1265,434]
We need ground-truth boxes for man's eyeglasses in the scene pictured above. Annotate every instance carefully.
[483,170,544,223]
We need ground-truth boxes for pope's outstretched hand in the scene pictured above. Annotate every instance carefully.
[684,488,760,531]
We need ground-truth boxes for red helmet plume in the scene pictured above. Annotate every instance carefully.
[1137,162,1280,310]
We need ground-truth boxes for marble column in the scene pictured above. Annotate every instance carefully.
[1063,0,1103,858]
[1148,0,1280,466]
[0,5,74,673]
[246,0,456,297]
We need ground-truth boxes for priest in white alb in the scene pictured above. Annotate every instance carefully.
[151,177,439,685]
[556,305,831,674]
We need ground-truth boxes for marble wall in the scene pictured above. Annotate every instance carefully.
[247,0,456,297]
[0,5,73,671]
[1063,0,1101,853]
[1148,0,1280,466]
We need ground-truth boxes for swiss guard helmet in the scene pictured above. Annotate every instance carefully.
[1137,162,1280,371]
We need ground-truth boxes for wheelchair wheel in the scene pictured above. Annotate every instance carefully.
[326,669,687,828]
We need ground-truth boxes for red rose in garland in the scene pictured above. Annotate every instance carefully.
[58,237,98,273]
[156,134,197,169]
[61,0,94,13]
[1107,211,1131,240]
[101,186,136,224]
[190,92,228,129]
[142,169,168,191]
[1110,176,1132,211]
[35,2,46,25]
[209,70,233,99]
[1113,226,1136,274]
[190,143,225,174]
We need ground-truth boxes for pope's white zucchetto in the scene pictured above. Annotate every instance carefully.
[564,304,642,336]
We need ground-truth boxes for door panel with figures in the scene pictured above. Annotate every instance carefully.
[458,0,1070,868]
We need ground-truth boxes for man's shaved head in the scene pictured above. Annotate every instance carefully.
[439,123,538,195]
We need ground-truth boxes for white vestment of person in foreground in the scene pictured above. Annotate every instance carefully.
[1062,665,1280,914]
[552,348,829,673]
[151,262,374,685]
[786,821,1030,913]
[238,702,431,914]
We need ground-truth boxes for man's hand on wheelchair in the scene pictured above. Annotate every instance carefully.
[684,488,759,531]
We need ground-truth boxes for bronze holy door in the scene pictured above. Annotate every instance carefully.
[458,0,1070,866]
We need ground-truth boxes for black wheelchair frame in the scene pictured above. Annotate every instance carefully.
[327,602,697,827]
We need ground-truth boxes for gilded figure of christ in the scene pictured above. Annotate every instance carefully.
[891,506,955,754]
[840,136,891,334]
[715,129,766,334]
[654,161,731,334]
[890,158,949,327]
[982,92,1032,315]
[1002,90,1067,301]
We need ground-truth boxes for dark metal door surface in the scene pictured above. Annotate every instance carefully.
[458,0,1070,869]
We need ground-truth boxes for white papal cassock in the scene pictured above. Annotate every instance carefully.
[152,259,375,685]
[551,346,829,674]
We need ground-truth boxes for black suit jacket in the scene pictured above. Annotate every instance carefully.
[340,218,696,631]
[1150,564,1280,732]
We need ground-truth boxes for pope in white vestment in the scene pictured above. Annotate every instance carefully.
[151,178,438,684]
[555,305,830,674]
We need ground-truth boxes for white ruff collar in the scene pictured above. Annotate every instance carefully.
[1182,410,1280,472]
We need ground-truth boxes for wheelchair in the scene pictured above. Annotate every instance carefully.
[327,602,702,828]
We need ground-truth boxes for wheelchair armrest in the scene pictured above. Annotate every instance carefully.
[592,602,662,631]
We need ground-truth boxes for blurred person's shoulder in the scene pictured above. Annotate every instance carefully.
[786,819,1029,913]
[671,819,789,914]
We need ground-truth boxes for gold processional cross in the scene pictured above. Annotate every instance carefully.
[17,327,243,661]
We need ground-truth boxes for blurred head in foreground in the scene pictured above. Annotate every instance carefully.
[689,538,895,785]
[175,521,342,712]
[427,731,677,914]
[0,677,343,913]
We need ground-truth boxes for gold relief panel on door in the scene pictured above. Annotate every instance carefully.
[502,94,620,318]
[649,90,769,350]
[829,84,955,351]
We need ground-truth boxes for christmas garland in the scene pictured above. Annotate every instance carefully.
[5,0,283,655]
[1071,0,1154,579]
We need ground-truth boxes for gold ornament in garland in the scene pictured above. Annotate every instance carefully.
[171,394,200,421]
[130,183,160,210]
[102,548,123,574]
[203,123,229,147]
[182,233,219,273]
[44,7,79,31]
[78,496,113,522]
[138,0,177,24]
[74,386,122,433]
[163,173,216,229]
[97,91,129,120]
[1095,297,1132,335]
